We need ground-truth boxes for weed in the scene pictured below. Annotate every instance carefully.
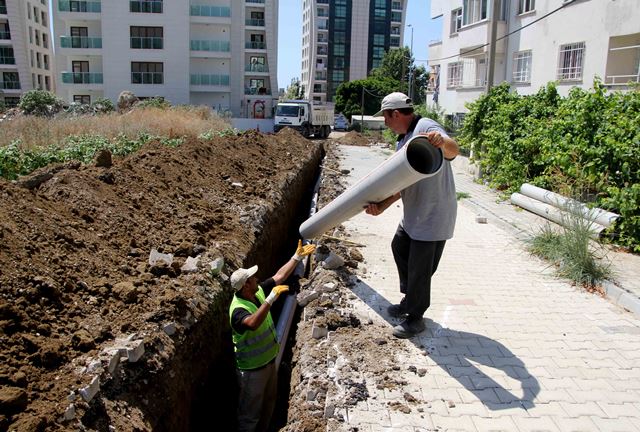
[456,192,471,200]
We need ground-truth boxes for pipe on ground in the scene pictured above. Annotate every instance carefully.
[510,192,607,238]
[299,135,443,239]
[520,183,619,228]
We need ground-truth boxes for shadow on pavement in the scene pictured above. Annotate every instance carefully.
[351,278,540,411]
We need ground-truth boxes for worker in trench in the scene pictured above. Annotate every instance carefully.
[229,239,316,432]
[366,92,460,339]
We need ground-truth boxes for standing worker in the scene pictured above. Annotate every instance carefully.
[229,240,315,432]
[366,92,459,338]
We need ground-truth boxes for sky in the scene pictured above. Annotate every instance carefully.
[276,0,443,90]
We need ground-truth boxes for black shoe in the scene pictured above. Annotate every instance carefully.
[387,303,408,318]
[392,317,426,339]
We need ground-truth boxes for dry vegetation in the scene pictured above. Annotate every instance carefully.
[0,106,231,149]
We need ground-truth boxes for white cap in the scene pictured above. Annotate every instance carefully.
[230,265,258,291]
[373,92,413,117]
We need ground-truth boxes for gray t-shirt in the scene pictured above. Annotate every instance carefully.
[396,117,457,241]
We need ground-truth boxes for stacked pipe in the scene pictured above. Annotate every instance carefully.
[510,184,620,238]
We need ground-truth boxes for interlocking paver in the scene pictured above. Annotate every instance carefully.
[336,146,640,432]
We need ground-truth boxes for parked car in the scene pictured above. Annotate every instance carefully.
[334,116,349,131]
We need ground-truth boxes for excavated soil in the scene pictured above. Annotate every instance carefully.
[0,128,322,431]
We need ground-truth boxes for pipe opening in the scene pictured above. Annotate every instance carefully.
[406,137,443,175]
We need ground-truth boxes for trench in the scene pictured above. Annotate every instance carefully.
[117,143,326,431]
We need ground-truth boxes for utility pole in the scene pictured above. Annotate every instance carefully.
[486,0,500,92]
[360,85,365,131]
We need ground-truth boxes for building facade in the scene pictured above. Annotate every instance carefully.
[427,0,640,118]
[0,0,55,108]
[301,0,407,104]
[53,0,278,118]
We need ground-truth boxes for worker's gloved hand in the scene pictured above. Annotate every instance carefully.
[265,285,289,306]
[292,239,316,261]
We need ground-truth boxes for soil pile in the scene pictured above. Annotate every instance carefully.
[333,131,371,147]
[0,129,320,431]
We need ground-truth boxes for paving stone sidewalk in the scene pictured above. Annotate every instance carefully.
[337,144,640,432]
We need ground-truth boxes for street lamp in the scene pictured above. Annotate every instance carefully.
[407,24,414,100]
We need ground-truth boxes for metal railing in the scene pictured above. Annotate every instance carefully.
[0,56,16,64]
[59,0,101,13]
[245,64,268,72]
[190,5,231,17]
[244,87,270,95]
[131,37,163,49]
[131,72,163,84]
[190,39,230,52]
[0,31,10,40]
[0,4,6,14]
[245,41,266,49]
[0,81,20,90]
[61,72,103,84]
[245,18,265,26]
[190,74,230,86]
[246,0,264,3]
[605,74,640,85]
[60,36,102,49]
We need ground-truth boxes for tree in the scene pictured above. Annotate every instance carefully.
[370,47,429,105]
[283,78,303,100]
[334,77,398,120]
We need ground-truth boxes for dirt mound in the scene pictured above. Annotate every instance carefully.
[334,131,372,147]
[0,130,320,431]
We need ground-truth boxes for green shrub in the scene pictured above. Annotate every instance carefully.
[91,97,115,113]
[137,97,170,110]
[459,80,640,251]
[0,100,6,113]
[19,90,64,116]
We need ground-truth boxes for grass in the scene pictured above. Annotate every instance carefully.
[0,106,230,150]
[528,203,612,288]
[456,192,471,200]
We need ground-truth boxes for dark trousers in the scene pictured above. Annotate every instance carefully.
[391,225,446,319]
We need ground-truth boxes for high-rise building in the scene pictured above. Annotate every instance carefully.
[0,0,55,108]
[53,0,279,118]
[427,0,639,120]
[301,0,407,104]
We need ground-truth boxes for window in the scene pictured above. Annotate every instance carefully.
[34,6,38,22]
[334,5,346,17]
[333,44,345,56]
[131,62,163,84]
[462,0,487,26]
[334,18,346,31]
[513,50,532,83]
[130,0,163,13]
[557,42,585,81]
[518,0,535,14]
[332,70,344,82]
[35,29,40,46]
[43,54,49,70]
[44,75,50,90]
[333,57,344,68]
[37,74,42,89]
[373,34,385,45]
[450,8,462,34]
[70,26,88,47]
[447,61,463,87]
[36,52,41,68]
[372,46,385,59]
[2,72,20,89]
[41,11,46,24]
[42,33,48,48]
[72,60,89,83]
[375,8,386,18]
[130,26,163,49]
[73,95,91,104]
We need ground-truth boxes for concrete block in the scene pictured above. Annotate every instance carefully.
[63,404,76,421]
[148,248,173,266]
[312,322,328,339]
[297,290,320,307]
[322,252,344,270]
[79,376,100,403]
[103,349,121,374]
[163,322,177,336]
[126,340,145,362]
[320,282,337,293]
[209,257,224,275]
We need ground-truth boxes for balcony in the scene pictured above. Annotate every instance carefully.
[0,3,6,14]
[59,0,101,13]
[245,64,268,73]
[246,0,264,3]
[0,31,10,40]
[245,41,266,49]
[60,36,102,49]
[190,74,230,86]
[317,0,328,3]
[0,56,15,64]
[190,5,230,17]
[61,72,103,84]
[391,12,402,22]
[131,37,163,49]
[245,18,264,26]
[244,87,270,95]
[130,0,162,13]
[190,39,230,52]
[0,81,20,89]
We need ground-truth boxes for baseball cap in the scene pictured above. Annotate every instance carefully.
[230,265,258,291]
[373,92,413,117]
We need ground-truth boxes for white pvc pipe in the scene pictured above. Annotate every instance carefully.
[299,135,443,239]
[520,183,619,228]
[510,192,607,237]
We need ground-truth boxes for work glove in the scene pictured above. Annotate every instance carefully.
[292,239,316,261]
[265,285,289,306]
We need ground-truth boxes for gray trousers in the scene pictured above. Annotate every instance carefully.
[391,225,446,319]
[236,361,277,432]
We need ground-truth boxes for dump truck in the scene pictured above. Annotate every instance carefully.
[274,100,334,138]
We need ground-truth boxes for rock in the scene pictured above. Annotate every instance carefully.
[208,257,224,275]
[349,248,364,262]
[181,256,200,273]
[63,404,76,421]
[162,322,177,336]
[475,216,488,224]
[321,252,344,270]
[117,91,138,113]
[112,281,138,303]
[0,386,28,414]
[71,329,95,352]
[149,248,173,266]
[78,376,100,403]
[94,149,112,168]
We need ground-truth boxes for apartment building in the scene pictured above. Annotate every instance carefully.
[427,0,640,118]
[301,0,407,104]
[0,0,55,108]
[53,0,279,118]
